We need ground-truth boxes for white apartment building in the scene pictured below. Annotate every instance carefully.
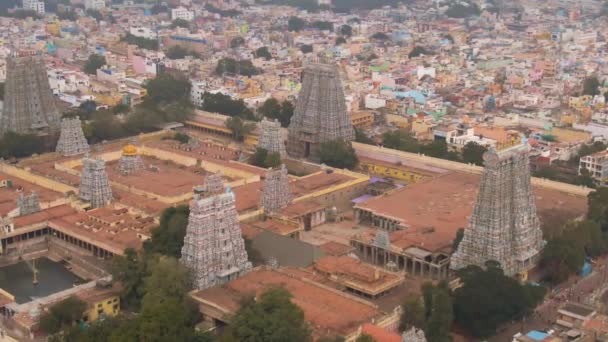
[171,7,194,21]
[85,0,106,10]
[23,0,45,14]
[579,149,608,182]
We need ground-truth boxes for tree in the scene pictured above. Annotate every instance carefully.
[202,92,254,119]
[0,131,46,159]
[111,248,147,310]
[355,128,374,144]
[583,76,600,96]
[452,228,464,251]
[144,205,190,258]
[445,3,481,18]
[226,116,256,141]
[145,73,191,104]
[425,287,453,342]
[288,16,306,32]
[83,54,106,75]
[588,187,608,232]
[86,9,103,21]
[311,21,333,31]
[121,33,159,50]
[39,296,87,334]
[255,46,272,60]
[453,265,545,337]
[166,46,199,59]
[370,32,389,41]
[462,142,487,166]
[224,288,311,342]
[215,58,260,77]
[230,36,245,48]
[56,9,78,21]
[171,18,190,28]
[300,44,313,54]
[258,98,293,127]
[318,139,359,170]
[340,24,352,37]
[409,46,431,58]
[355,334,376,342]
[335,37,347,46]
[399,295,425,332]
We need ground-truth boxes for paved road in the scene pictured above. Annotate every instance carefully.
[489,261,608,342]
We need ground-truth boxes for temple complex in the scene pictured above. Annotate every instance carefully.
[450,142,544,277]
[55,117,90,157]
[180,185,251,290]
[258,117,286,157]
[260,165,292,213]
[117,144,144,175]
[0,54,60,134]
[287,62,354,160]
[79,156,113,209]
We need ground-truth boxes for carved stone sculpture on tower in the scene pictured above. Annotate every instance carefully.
[402,327,427,342]
[17,192,41,216]
[287,62,354,160]
[258,117,286,157]
[1,54,60,134]
[79,156,113,208]
[260,165,292,212]
[181,186,251,290]
[56,117,90,156]
[450,142,544,276]
[118,144,144,175]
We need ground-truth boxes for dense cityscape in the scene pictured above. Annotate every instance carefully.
[0,0,607,341]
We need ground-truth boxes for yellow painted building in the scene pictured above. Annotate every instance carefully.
[359,159,430,184]
[81,291,120,323]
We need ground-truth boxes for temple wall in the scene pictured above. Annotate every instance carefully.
[0,163,76,194]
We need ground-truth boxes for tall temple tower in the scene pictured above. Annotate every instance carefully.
[260,165,292,212]
[181,183,251,290]
[258,117,286,157]
[56,117,90,156]
[286,62,354,160]
[79,156,113,208]
[17,192,41,216]
[1,54,60,134]
[118,144,145,175]
[450,142,544,277]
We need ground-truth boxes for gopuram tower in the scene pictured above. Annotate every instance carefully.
[450,140,544,277]
[79,156,113,209]
[260,165,292,212]
[56,117,90,156]
[181,181,251,290]
[258,117,286,157]
[1,53,60,134]
[286,62,354,160]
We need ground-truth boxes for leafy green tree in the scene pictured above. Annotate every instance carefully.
[399,295,425,331]
[226,116,256,141]
[462,142,487,166]
[83,54,106,74]
[370,32,389,41]
[335,37,347,46]
[452,228,464,251]
[258,98,293,127]
[171,18,190,28]
[409,46,431,58]
[121,33,159,50]
[111,248,147,310]
[86,111,128,143]
[583,76,600,96]
[255,46,272,60]
[215,58,260,77]
[173,132,191,144]
[355,128,374,144]
[300,44,313,54]
[0,131,46,159]
[588,187,608,231]
[39,296,87,334]
[340,24,352,36]
[425,287,453,342]
[382,130,419,152]
[202,92,254,119]
[288,16,306,32]
[453,265,545,338]
[86,9,103,21]
[355,334,376,342]
[223,287,311,342]
[445,3,481,18]
[56,9,78,21]
[166,45,199,59]
[318,139,359,170]
[311,21,333,31]
[230,36,245,48]
[144,205,190,258]
[145,73,191,104]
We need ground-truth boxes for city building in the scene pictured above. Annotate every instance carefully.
[578,149,608,183]
[84,0,106,10]
[171,7,194,21]
[22,0,45,14]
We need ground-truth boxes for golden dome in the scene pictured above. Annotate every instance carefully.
[122,144,138,156]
